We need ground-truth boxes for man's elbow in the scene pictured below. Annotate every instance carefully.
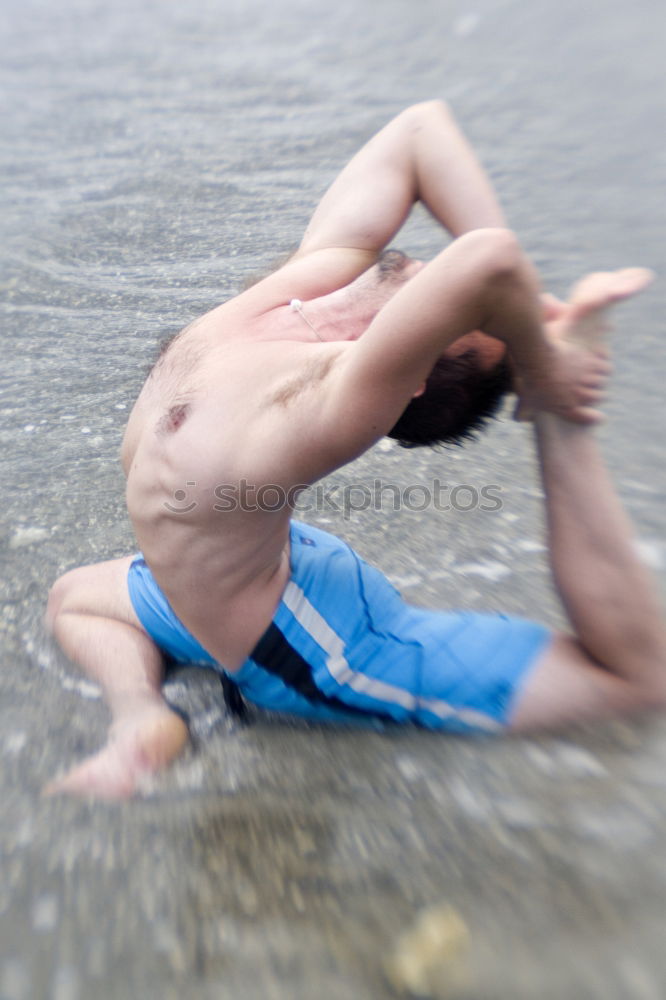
[399,98,452,129]
[450,227,524,281]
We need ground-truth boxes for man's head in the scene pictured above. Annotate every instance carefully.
[387,344,513,448]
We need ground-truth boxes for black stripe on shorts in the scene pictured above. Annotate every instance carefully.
[249,622,393,721]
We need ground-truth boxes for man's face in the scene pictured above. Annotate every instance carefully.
[441,330,507,370]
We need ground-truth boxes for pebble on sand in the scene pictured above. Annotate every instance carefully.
[384,902,471,998]
[9,527,50,550]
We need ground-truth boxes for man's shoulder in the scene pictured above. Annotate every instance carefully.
[235,246,377,312]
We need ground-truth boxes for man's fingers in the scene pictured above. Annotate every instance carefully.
[568,268,655,307]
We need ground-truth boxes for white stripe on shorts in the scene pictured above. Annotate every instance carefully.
[282,581,501,732]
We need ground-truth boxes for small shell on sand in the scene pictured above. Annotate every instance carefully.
[384,902,471,998]
[9,526,50,549]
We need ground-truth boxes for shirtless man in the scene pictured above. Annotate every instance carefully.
[45,101,665,798]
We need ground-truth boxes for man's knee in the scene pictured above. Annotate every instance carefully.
[45,565,94,633]
[45,570,74,633]
[46,556,139,638]
[510,632,666,731]
[632,661,666,713]
[604,624,666,712]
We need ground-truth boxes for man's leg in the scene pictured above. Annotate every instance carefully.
[44,557,188,798]
[509,277,666,729]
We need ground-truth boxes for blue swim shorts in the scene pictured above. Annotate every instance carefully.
[127,520,550,733]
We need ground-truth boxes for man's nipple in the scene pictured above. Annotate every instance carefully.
[159,403,190,434]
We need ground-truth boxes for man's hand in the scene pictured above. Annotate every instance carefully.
[518,334,612,424]
[514,268,652,424]
[509,293,610,423]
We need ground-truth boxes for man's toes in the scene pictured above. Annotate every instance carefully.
[42,751,137,799]
[569,268,653,309]
[611,267,654,297]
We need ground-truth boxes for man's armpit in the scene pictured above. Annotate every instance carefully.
[266,353,339,408]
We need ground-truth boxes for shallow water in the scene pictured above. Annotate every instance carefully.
[2,0,666,997]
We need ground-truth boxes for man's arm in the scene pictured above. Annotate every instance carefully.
[244,100,507,305]
[313,231,613,469]
[298,99,506,255]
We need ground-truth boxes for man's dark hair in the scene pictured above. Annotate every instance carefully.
[387,350,513,448]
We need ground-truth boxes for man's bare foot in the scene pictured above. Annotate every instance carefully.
[517,268,653,423]
[558,267,654,348]
[43,704,189,800]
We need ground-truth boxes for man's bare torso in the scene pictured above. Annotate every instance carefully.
[120,253,417,669]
